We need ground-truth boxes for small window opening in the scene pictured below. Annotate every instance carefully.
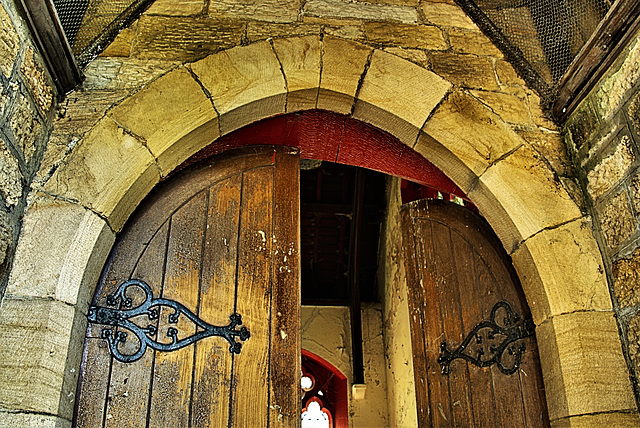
[301,350,348,428]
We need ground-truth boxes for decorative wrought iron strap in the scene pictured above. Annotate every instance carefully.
[87,279,250,363]
[438,301,535,376]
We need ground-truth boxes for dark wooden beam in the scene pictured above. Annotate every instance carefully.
[18,0,82,95]
[349,169,366,385]
[553,0,640,122]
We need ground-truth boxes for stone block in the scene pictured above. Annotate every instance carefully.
[593,36,640,122]
[422,90,523,177]
[476,144,583,240]
[382,47,428,68]
[526,91,556,129]
[612,247,640,308]
[208,0,298,22]
[0,90,8,117]
[99,27,134,57]
[587,135,634,200]
[0,209,10,269]
[550,412,640,427]
[191,41,287,135]
[421,1,477,30]
[322,21,364,40]
[626,313,640,384]
[146,0,204,15]
[430,52,499,91]
[449,28,502,57]
[516,129,569,177]
[364,22,446,50]
[304,0,417,23]
[132,15,244,61]
[366,0,418,6]
[536,311,636,421]
[0,412,72,428]
[495,59,525,86]
[109,66,219,175]
[9,92,42,164]
[512,218,612,325]
[413,131,478,194]
[566,100,599,152]
[0,133,22,207]
[470,89,532,125]
[272,36,321,112]
[0,297,85,420]
[20,48,54,114]
[598,189,635,251]
[6,195,114,307]
[459,173,525,254]
[632,172,640,213]
[628,89,640,134]
[0,4,18,79]
[84,58,180,92]
[354,49,451,146]
[317,36,371,114]
[247,21,322,42]
[42,117,160,232]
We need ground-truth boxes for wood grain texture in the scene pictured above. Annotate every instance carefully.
[269,148,301,427]
[75,146,301,427]
[401,199,550,427]
[191,176,241,428]
[231,165,273,427]
[149,192,207,428]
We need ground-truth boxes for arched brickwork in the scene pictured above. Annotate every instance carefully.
[2,37,637,426]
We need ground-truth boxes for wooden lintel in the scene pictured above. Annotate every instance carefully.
[553,0,640,122]
[18,0,83,95]
[349,169,366,385]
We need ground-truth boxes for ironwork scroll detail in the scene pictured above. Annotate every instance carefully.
[87,279,250,363]
[438,301,535,376]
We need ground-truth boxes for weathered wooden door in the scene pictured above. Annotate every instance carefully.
[75,146,300,427]
[401,199,549,427]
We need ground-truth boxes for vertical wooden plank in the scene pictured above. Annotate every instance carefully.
[191,175,242,428]
[411,211,452,427]
[75,339,111,428]
[269,149,301,427]
[451,231,496,428]
[518,339,550,427]
[400,207,432,426]
[231,165,274,427]
[474,253,501,427]
[104,222,170,428]
[149,192,208,428]
[481,260,527,427]
[432,222,473,427]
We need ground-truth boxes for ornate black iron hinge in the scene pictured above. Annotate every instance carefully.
[87,279,250,363]
[438,301,535,375]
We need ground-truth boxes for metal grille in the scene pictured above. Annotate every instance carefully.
[473,0,611,84]
[52,0,149,66]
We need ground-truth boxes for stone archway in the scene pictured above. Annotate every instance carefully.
[2,36,637,426]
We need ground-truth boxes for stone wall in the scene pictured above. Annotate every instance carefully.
[564,27,640,403]
[36,0,567,197]
[379,176,418,427]
[0,0,55,299]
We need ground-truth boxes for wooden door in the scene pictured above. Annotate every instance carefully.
[75,146,301,427]
[401,199,549,427]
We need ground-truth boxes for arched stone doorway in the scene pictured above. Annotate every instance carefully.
[3,36,636,426]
